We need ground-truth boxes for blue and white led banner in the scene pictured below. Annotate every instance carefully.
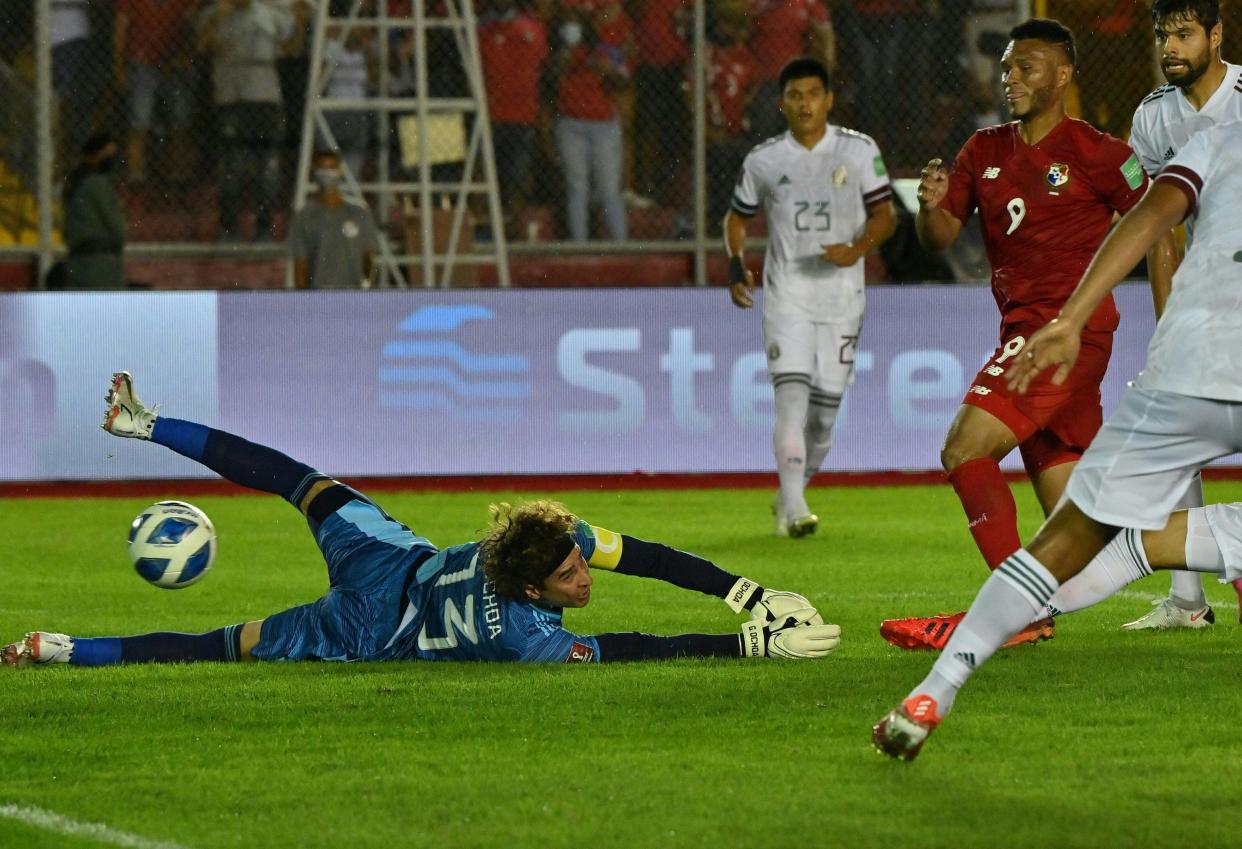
[1,286,1161,481]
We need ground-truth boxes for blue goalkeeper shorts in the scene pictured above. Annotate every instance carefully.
[253,498,436,662]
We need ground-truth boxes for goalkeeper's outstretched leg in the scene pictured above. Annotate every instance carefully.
[102,371,346,521]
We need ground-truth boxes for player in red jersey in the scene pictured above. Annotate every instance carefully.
[881,18,1149,650]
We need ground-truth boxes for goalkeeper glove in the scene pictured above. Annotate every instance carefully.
[739,608,841,659]
[725,578,824,626]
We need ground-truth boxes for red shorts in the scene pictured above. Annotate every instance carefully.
[962,326,1113,476]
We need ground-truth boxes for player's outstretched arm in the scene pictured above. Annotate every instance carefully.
[913,158,963,251]
[602,534,825,625]
[1006,181,1190,395]
[592,610,841,662]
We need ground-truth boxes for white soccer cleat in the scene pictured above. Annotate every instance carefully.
[1122,598,1215,631]
[101,371,158,439]
[787,513,819,539]
[2,632,74,668]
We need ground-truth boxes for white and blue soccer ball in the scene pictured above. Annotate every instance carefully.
[128,501,217,589]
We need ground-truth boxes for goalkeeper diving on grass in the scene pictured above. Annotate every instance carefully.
[3,373,841,668]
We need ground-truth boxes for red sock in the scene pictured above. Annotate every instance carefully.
[947,458,1020,570]
[1232,579,1242,618]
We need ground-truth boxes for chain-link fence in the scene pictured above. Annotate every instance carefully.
[3,1,1241,285]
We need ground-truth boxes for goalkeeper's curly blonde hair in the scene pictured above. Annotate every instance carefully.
[480,500,579,599]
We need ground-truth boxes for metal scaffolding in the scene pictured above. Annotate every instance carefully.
[293,0,510,288]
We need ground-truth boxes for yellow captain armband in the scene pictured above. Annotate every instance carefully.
[586,525,623,570]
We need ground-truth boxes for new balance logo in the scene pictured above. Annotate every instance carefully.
[953,651,977,669]
[778,175,792,185]
[983,167,1001,179]
[1163,147,1176,161]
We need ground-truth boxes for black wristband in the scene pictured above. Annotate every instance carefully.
[741,585,765,612]
[728,255,746,285]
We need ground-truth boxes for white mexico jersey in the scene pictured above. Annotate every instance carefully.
[1130,62,1242,238]
[1139,121,1242,401]
[1130,63,1242,176]
[732,126,893,322]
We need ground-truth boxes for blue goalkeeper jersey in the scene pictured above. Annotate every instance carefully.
[379,520,604,663]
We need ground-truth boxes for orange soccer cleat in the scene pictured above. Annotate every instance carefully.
[880,612,1055,651]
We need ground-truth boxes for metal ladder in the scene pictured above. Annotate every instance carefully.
[293,0,510,288]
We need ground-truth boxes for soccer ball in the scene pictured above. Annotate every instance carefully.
[128,501,217,589]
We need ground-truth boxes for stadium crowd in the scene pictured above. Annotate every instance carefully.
[0,2,1221,273]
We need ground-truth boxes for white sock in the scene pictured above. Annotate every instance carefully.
[1169,474,1208,607]
[1168,570,1208,609]
[1041,528,1153,617]
[773,375,811,519]
[909,549,1059,717]
[803,387,842,486]
[1185,505,1227,574]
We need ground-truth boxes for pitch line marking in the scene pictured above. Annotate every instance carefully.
[0,804,194,849]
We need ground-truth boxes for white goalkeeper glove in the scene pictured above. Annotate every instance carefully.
[725,577,824,626]
[739,608,841,659]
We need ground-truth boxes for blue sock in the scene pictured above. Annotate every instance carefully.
[70,626,245,665]
[150,417,210,460]
[152,418,320,503]
[120,625,245,663]
[69,637,123,667]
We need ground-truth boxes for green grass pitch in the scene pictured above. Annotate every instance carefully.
[2,483,1241,849]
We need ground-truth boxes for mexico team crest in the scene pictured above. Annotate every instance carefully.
[1045,163,1070,188]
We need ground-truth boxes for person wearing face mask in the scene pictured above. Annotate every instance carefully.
[478,0,548,237]
[288,150,380,289]
[61,133,126,290]
[550,4,631,242]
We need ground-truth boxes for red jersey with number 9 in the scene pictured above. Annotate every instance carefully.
[940,117,1148,336]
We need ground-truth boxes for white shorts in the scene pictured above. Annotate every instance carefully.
[1194,504,1242,583]
[1066,385,1242,530]
[762,314,861,395]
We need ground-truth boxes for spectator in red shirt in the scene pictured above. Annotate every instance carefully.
[633,0,690,207]
[550,4,631,241]
[114,0,199,185]
[700,2,759,231]
[563,0,633,48]
[746,0,834,140]
[479,0,548,236]
[562,0,639,214]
